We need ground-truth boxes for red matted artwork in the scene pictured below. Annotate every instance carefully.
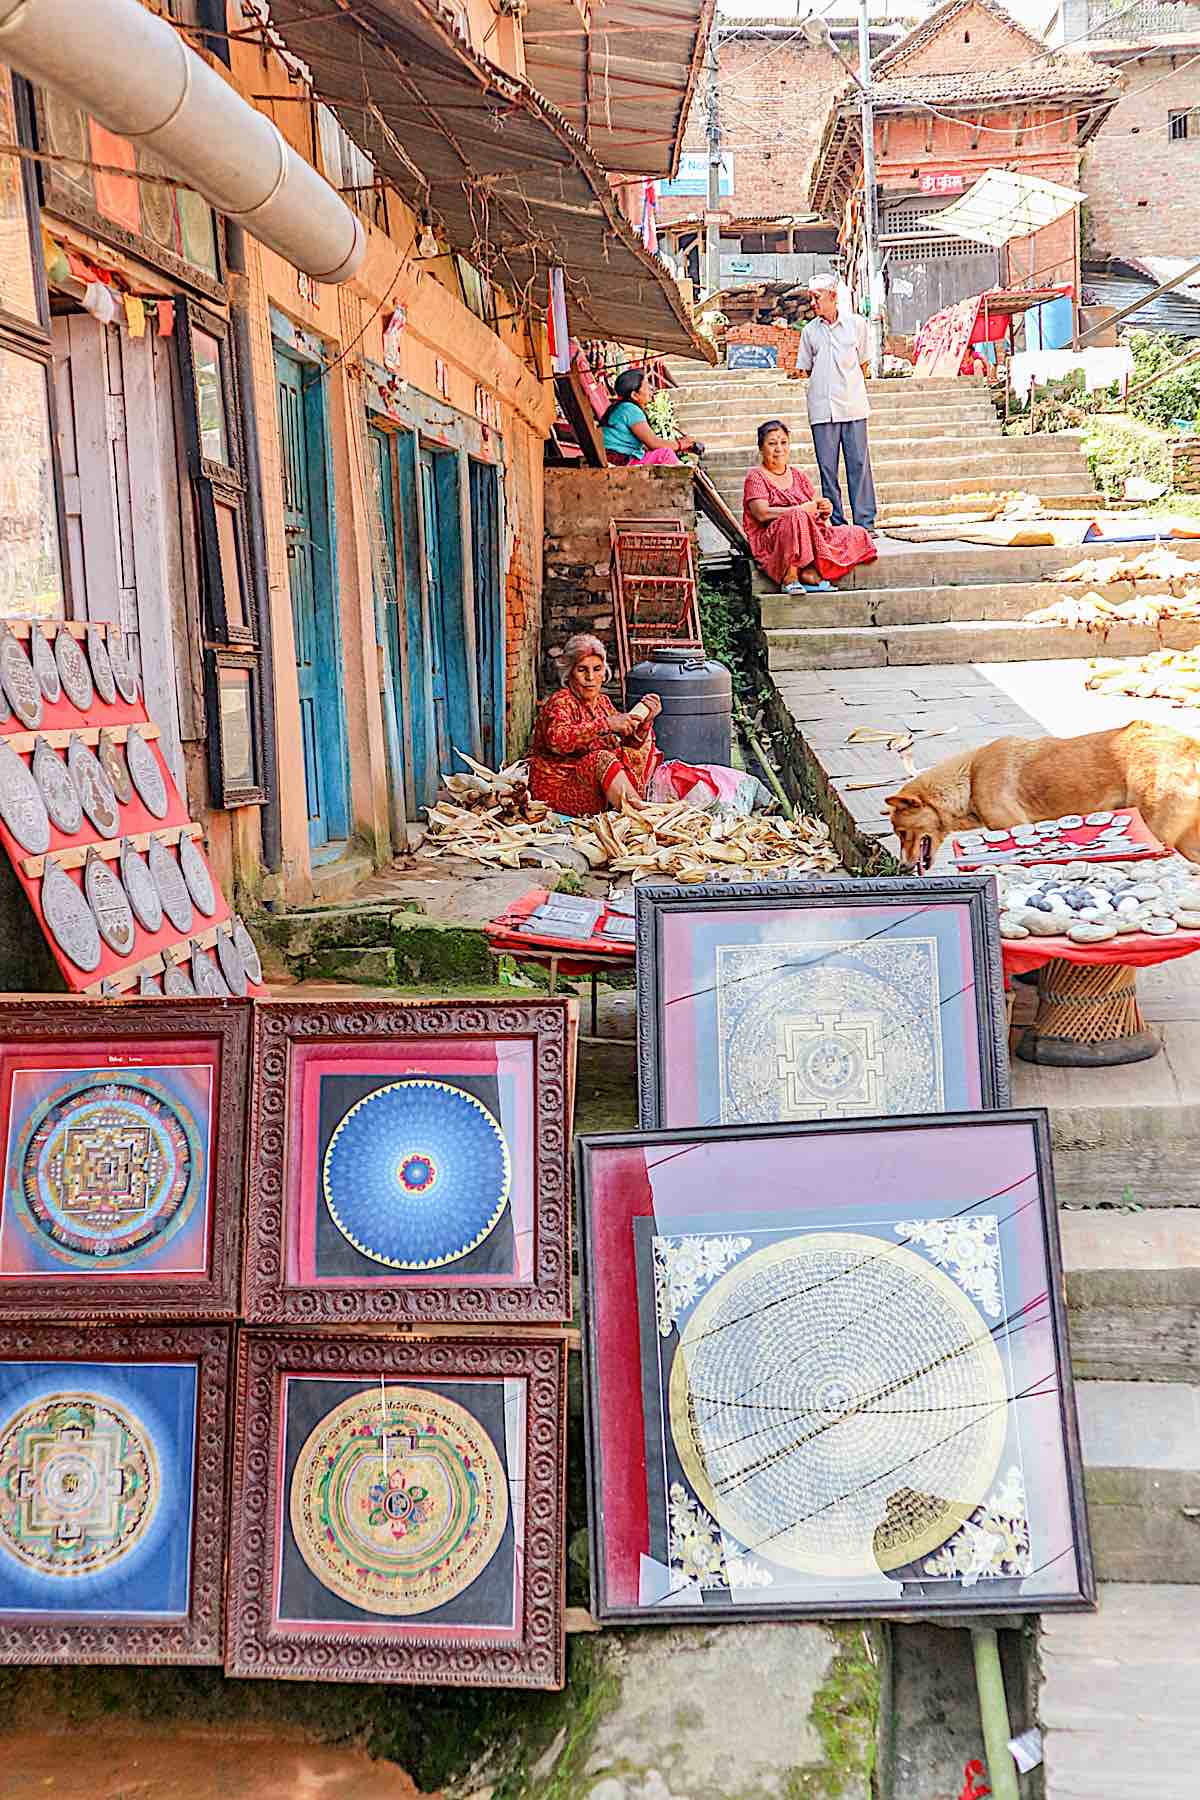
[0,998,249,1318]
[225,1330,567,1687]
[579,1112,1094,1625]
[242,998,574,1324]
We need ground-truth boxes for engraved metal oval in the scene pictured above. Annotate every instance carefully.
[55,629,94,711]
[84,847,135,955]
[138,971,163,995]
[216,924,247,997]
[148,834,193,933]
[178,830,216,916]
[191,943,229,997]
[31,737,82,836]
[0,623,42,728]
[163,957,196,997]
[67,735,120,839]
[97,728,133,806]
[120,836,163,933]
[86,625,117,706]
[232,914,263,986]
[0,736,50,854]
[126,726,168,819]
[107,628,140,705]
[40,857,101,972]
[30,626,61,703]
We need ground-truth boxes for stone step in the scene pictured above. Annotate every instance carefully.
[693,425,1008,453]
[703,445,1088,480]
[1040,1585,1200,1798]
[750,541,1200,592]
[675,394,1001,422]
[714,473,1095,508]
[1077,1381,1200,1584]
[1063,1210,1200,1383]
[760,578,1200,629]
[668,374,989,400]
[764,615,1200,671]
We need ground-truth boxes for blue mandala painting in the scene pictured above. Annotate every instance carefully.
[321,1079,511,1270]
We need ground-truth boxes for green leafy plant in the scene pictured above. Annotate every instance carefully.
[1126,330,1200,431]
[644,389,679,439]
[1081,414,1172,498]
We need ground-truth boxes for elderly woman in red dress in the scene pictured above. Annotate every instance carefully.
[527,634,662,816]
[743,419,878,594]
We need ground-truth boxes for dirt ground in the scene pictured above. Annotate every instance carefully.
[0,1724,435,1800]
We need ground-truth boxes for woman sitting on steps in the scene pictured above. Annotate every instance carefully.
[742,418,878,594]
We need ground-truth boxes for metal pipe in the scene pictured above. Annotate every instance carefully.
[704,17,721,298]
[224,223,282,873]
[1077,256,1200,348]
[971,1628,1020,1800]
[0,0,365,283]
[857,0,882,376]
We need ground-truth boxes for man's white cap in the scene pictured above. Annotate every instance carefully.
[808,270,840,292]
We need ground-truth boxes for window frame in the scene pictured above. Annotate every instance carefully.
[205,646,266,810]
[176,299,257,650]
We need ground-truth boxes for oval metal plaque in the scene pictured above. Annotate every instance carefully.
[30,626,61,704]
[178,830,216,916]
[191,943,229,997]
[232,914,263,986]
[120,837,163,933]
[0,736,50,854]
[0,623,42,729]
[86,625,117,706]
[148,834,193,934]
[97,729,133,807]
[216,924,247,997]
[32,737,82,837]
[107,629,140,705]
[138,971,163,995]
[55,629,94,712]
[84,847,135,956]
[67,735,120,839]
[163,957,197,997]
[41,857,101,972]
[126,727,168,820]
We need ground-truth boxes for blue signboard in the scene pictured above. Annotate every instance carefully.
[727,343,778,370]
[659,153,734,199]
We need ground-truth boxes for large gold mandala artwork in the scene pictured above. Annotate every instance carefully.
[289,1385,509,1616]
[668,1233,1007,1579]
[0,1393,159,1578]
[715,940,944,1122]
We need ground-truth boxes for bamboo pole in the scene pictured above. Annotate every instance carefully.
[972,1629,1020,1800]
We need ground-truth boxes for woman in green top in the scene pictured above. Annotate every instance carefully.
[600,368,701,466]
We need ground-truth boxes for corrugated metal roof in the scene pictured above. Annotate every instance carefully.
[267,0,714,360]
[1085,261,1200,336]
[522,0,714,178]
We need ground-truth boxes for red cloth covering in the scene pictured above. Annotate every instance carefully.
[952,808,1167,870]
[743,465,878,586]
[1004,930,1200,976]
[527,687,660,817]
[487,886,635,969]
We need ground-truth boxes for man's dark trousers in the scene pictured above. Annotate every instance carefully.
[810,419,877,528]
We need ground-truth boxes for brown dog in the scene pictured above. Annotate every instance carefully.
[885,720,1200,871]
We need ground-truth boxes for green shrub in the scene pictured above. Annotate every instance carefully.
[1081,413,1172,498]
[1126,329,1200,430]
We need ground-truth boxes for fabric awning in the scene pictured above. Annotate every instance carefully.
[926,170,1085,249]
[267,0,713,360]
[522,0,714,179]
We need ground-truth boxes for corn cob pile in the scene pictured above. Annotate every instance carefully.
[1024,589,1200,636]
[1085,648,1200,704]
[1049,547,1199,590]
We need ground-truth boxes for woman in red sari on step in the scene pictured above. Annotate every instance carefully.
[743,419,877,593]
[527,634,662,816]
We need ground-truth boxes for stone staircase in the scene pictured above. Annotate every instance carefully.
[666,363,1096,522]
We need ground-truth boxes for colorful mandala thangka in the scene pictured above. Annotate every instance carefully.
[922,1466,1032,1587]
[322,1079,511,1270]
[15,1075,202,1268]
[289,1385,509,1615]
[0,1392,158,1576]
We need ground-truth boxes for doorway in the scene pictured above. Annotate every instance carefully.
[468,459,504,769]
[418,447,476,784]
[274,345,349,853]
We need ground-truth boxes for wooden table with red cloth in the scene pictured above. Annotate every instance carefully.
[949,812,1199,1066]
[742,466,877,587]
[487,886,634,1036]
[527,687,660,817]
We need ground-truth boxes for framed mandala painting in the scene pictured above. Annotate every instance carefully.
[579,1112,1093,1624]
[242,998,574,1324]
[0,998,250,1317]
[225,1331,568,1686]
[0,1322,231,1663]
[635,877,1009,1129]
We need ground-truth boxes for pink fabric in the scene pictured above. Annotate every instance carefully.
[637,445,682,466]
[742,464,878,585]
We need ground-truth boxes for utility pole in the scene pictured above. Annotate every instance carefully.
[705,17,721,298]
[857,0,882,375]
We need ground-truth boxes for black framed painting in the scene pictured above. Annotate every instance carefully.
[579,1111,1093,1624]
[225,1330,567,1687]
[635,877,1010,1128]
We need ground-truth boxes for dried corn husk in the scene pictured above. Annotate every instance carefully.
[1085,647,1200,705]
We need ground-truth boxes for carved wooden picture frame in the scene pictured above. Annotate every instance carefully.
[242,998,574,1325]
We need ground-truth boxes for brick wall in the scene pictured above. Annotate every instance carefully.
[880,0,1041,73]
[657,35,844,227]
[727,323,801,369]
[1083,52,1200,261]
[504,421,543,753]
[540,468,696,717]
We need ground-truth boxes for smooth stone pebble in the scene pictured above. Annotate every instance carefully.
[1026,913,1066,936]
[1059,815,1084,828]
[999,916,1030,939]
[982,828,1009,842]
[1086,811,1113,825]
[1077,907,1109,923]
[1116,895,1142,914]
[1149,901,1174,916]
[1132,883,1162,900]
[1174,885,1200,909]
[1175,910,1200,929]
[1145,916,1178,934]
[1114,915,1144,933]
[1068,922,1118,943]
[1063,860,1090,877]
[1028,898,1054,912]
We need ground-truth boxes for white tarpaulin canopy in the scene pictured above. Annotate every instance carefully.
[926,169,1085,249]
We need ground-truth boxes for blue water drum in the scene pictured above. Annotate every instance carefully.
[625,649,732,766]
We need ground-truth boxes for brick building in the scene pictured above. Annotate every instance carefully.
[1063,1,1200,261]
[808,0,1120,335]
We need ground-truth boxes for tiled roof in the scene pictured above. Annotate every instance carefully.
[868,52,1116,103]
[873,0,1046,70]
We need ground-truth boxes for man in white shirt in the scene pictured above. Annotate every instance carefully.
[796,271,877,535]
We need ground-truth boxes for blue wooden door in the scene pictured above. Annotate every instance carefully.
[274,349,348,850]
[468,460,504,769]
[369,424,408,829]
[395,433,435,814]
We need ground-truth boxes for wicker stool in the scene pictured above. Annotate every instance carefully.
[1016,956,1160,1067]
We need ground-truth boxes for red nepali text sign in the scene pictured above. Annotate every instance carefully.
[920,171,965,195]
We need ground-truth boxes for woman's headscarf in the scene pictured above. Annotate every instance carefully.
[557,633,609,685]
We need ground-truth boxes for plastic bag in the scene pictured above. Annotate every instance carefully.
[650,760,770,816]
